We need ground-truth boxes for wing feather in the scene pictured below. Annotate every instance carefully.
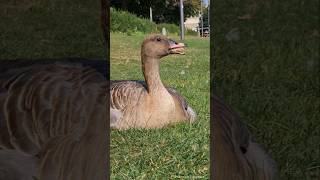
[110,80,147,111]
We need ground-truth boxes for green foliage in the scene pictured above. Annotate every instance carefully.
[156,23,179,35]
[186,29,198,36]
[111,0,200,25]
[110,8,157,34]
[111,9,198,36]
[156,23,198,36]
[200,7,209,27]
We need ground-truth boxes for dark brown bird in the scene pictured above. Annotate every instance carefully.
[212,94,277,180]
[0,149,38,180]
[0,63,108,180]
[0,0,110,178]
[110,35,196,130]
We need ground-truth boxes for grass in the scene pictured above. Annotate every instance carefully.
[110,33,210,179]
[3,0,318,179]
[0,0,105,59]
[111,8,157,34]
[212,0,319,179]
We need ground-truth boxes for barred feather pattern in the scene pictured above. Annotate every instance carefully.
[212,94,277,180]
[110,80,197,129]
[0,63,108,180]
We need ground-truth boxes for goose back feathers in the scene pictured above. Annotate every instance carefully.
[0,63,108,179]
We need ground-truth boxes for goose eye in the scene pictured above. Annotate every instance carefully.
[240,146,247,154]
[156,37,161,42]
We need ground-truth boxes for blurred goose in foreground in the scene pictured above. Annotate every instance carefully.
[111,35,197,130]
[0,63,108,180]
[212,94,277,180]
[0,149,38,180]
[0,0,109,178]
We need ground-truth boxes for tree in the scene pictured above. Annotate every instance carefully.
[199,6,209,28]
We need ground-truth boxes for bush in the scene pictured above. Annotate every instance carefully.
[156,23,179,35]
[111,8,198,37]
[157,23,198,36]
[186,29,198,36]
[110,8,157,34]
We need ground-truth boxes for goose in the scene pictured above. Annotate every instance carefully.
[110,108,122,126]
[212,94,277,180]
[0,0,110,179]
[1,59,120,128]
[0,149,38,180]
[0,58,109,78]
[110,34,197,130]
[0,63,108,180]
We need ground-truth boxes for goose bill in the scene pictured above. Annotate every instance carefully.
[169,41,185,55]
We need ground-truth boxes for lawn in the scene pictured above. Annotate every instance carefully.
[110,33,210,179]
[0,0,104,60]
[212,0,319,179]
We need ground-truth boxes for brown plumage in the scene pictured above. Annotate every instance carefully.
[0,0,110,178]
[0,149,38,180]
[0,58,109,78]
[110,35,196,130]
[0,63,108,180]
[212,94,277,180]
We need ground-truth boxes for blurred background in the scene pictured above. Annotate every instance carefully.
[0,0,105,59]
[110,0,210,37]
[212,0,319,179]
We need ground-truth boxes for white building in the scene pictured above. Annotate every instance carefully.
[184,16,200,31]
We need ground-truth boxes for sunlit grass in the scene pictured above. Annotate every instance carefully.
[213,0,319,179]
[110,32,210,179]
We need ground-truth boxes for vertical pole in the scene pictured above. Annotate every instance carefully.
[198,11,201,37]
[200,0,203,37]
[150,7,153,22]
[179,0,185,40]
[208,0,210,35]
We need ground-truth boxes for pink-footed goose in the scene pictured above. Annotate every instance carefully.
[111,35,196,130]
[212,94,277,179]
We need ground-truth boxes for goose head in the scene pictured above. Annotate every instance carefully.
[141,35,185,59]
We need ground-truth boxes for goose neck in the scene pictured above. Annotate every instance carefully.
[141,55,165,94]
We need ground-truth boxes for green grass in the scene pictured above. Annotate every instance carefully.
[110,33,210,179]
[156,23,180,35]
[213,0,319,179]
[0,0,105,59]
[111,8,157,34]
